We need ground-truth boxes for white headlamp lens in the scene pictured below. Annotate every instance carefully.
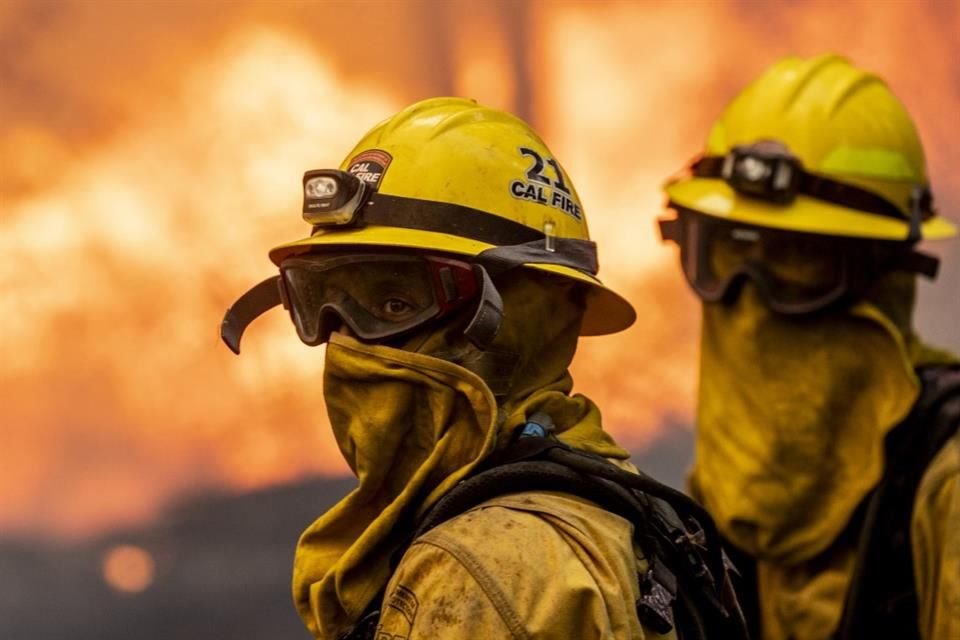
[305,176,338,199]
[738,157,770,182]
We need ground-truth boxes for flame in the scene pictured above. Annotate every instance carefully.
[0,27,396,537]
[1,1,958,539]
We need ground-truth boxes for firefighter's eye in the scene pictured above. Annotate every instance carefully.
[381,298,416,320]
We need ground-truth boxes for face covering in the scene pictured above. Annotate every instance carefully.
[292,271,629,638]
[690,284,921,565]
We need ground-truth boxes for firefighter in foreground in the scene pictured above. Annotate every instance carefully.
[659,54,960,640]
[222,98,746,639]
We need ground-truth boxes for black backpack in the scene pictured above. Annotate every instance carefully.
[342,416,750,640]
[727,365,960,640]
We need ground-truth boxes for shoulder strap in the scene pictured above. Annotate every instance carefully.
[836,364,960,640]
[341,431,750,640]
[398,432,746,639]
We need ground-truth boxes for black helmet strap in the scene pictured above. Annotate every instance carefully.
[691,141,935,243]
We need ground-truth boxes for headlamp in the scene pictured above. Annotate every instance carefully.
[721,140,801,204]
[302,169,367,226]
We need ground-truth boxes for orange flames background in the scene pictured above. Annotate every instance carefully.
[2,0,958,540]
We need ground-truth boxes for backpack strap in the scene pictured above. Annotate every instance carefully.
[836,364,960,640]
[340,416,747,640]
[719,538,763,640]
[342,425,748,640]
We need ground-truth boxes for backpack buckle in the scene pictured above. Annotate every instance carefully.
[636,569,676,634]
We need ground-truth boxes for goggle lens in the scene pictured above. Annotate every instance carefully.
[665,213,851,313]
[281,254,478,345]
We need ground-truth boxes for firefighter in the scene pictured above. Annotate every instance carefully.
[223,98,745,639]
[659,54,960,640]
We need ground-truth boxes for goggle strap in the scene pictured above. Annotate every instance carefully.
[897,250,940,279]
[476,237,599,278]
[220,276,283,354]
[463,265,505,349]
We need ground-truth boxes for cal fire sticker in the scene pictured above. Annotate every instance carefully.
[347,149,393,187]
[510,147,582,220]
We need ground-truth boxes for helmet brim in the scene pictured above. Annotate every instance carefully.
[665,177,957,241]
[269,225,637,336]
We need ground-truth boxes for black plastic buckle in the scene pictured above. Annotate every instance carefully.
[723,140,802,205]
[636,569,676,634]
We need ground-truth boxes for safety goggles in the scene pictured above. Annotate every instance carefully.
[279,253,481,346]
[658,211,940,314]
[690,140,935,242]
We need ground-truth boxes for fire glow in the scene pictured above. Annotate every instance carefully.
[102,544,156,594]
[1,0,957,540]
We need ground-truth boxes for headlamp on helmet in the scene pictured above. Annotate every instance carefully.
[302,169,368,226]
[721,141,801,205]
[692,140,936,243]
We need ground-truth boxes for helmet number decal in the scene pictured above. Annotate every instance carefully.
[521,147,551,185]
[546,157,571,195]
[512,147,582,220]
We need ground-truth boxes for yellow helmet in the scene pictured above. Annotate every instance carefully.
[222,97,635,353]
[665,54,956,241]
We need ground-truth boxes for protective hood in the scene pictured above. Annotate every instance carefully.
[292,272,628,639]
[689,278,929,565]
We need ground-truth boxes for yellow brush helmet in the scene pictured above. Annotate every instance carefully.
[665,54,956,241]
[222,98,635,353]
[270,97,635,336]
